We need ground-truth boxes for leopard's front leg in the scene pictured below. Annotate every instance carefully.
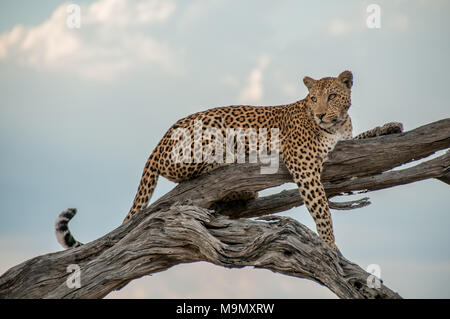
[283,153,338,250]
[354,122,403,139]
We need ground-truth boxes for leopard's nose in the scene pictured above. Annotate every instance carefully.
[317,113,326,121]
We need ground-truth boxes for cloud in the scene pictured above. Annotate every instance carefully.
[85,0,175,26]
[328,18,354,36]
[238,54,270,104]
[0,0,178,80]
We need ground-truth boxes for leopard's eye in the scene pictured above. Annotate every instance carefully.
[311,96,317,102]
[328,93,336,101]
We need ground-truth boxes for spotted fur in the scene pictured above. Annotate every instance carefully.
[354,122,403,139]
[55,208,82,249]
[56,70,358,250]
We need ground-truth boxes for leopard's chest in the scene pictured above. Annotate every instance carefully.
[321,131,347,162]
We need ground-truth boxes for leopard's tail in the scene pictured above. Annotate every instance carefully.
[54,154,159,249]
[55,208,83,249]
[122,153,160,224]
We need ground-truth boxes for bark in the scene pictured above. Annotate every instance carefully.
[0,119,448,299]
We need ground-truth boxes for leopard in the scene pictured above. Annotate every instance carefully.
[55,70,401,251]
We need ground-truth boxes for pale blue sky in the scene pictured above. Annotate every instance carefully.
[0,0,449,298]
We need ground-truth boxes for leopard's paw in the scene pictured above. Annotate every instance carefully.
[379,122,403,136]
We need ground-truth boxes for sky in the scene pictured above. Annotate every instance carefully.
[0,0,449,298]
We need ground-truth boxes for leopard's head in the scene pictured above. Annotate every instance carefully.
[303,70,353,130]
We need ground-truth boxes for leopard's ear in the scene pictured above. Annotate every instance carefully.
[303,76,316,90]
[338,70,353,89]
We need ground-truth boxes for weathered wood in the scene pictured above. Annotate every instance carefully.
[215,151,449,219]
[0,119,448,299]
[0,206,401,299]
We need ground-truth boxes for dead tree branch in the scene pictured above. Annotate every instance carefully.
[0,119,448,299]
